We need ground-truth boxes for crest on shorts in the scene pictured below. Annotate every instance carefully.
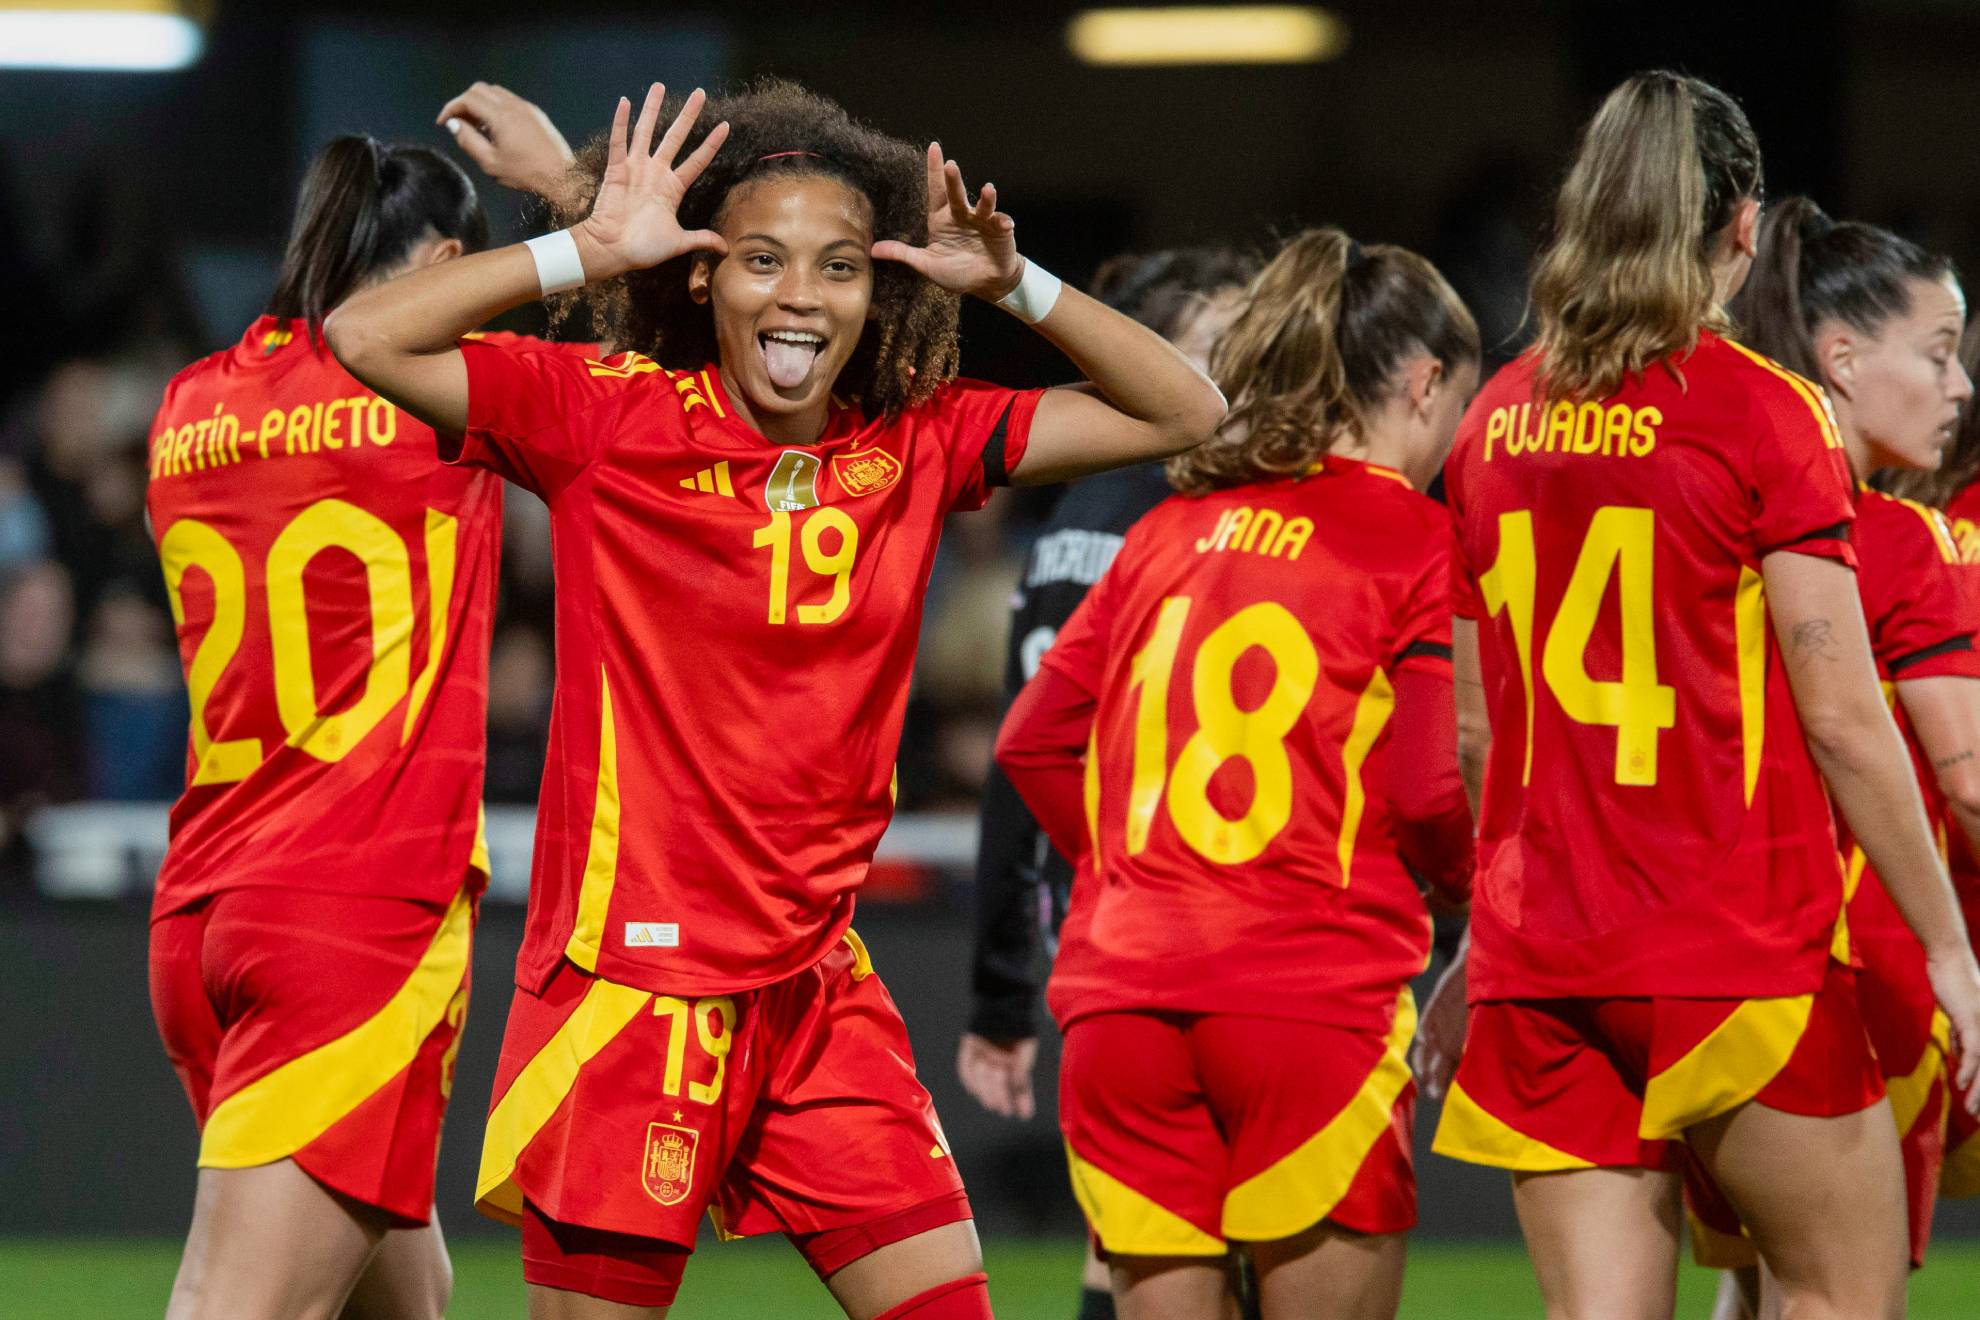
[830,445,903,499]
[642,1120,699,1206]
[765,451,822,511]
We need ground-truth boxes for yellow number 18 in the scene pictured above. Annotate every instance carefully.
[1122,597,1319,865]
[1480,505,1675,786]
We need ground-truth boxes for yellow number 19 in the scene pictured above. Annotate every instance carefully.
[753,509,859,625]
[1481,505,1675,786]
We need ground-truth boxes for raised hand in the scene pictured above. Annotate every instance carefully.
[572,84,729,282]
[872,142,1022,301]
[437,82,575,204]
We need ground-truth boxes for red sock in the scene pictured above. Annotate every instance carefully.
[872,1272,993,1320]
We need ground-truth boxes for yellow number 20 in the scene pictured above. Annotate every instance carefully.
[1481,505,1675,786]
[159,498,459,785]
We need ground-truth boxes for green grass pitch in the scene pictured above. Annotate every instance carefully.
[5,1238,1979,1317]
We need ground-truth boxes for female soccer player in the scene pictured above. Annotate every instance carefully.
[1929,325,1980,1207]
[326,81,1225,1320]
[996,227,1477,1319]
[1427,70,1980,1320]
[145,103,585,1319]
[1683,199,1975,1316]
[960,246,1255,1320]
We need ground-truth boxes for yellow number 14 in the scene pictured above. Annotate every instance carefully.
[1481,505,1675,786]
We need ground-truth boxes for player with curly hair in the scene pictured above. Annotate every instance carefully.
[327,79,1225,1320]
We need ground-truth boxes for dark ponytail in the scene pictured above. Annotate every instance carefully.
[267,135,488,340]
[1087,247,1261,341]
[1730,195,1954,381]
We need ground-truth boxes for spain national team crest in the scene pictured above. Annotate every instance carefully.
[766,451,822,511]
[830,445,903,499]
[642,1120,699,1207]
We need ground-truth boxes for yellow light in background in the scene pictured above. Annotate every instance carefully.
[1068,6,1348,66]
[0,0,208,72]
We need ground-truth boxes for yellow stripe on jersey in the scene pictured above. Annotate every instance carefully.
[1721,338,1845,449]
[586,352,660,379]
[699,368,727,417]
[1735,566,1766,807]
[199,885,473,1170]
[475,976,653,1224]
[564,671,622,972]
[1887,1010,1951,1139]
[842,928,875,981]
[1432,1081,1596,1172]
[1336,668,1396,887]
[1220,988,1416,1239]
[1896,496,1962,564]
[403,509,459,742]
[470,803,491,876]
[1065,1142,1226,1257]
[1639,992,1814,1140]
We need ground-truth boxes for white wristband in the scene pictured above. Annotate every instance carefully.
[995,258,1062,324]
[524,229,587,296]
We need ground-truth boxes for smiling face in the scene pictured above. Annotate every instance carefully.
[1823,274,1973,473]
[690,174,877,443]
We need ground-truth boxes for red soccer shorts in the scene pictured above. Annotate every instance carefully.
[477,931,970,1304]
[1057,989,1418,1256]
[148,882,477,1224]
[1434,957,1883,1175]
[1685,929,1949,1269]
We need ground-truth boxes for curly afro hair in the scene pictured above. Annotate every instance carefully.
[553,79,959,418]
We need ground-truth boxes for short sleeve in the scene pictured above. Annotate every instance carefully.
[1395,518,1458,676]
[1746,369,1857,566]
[928,379,1047,513]
[1861,499,1980,680]
[447,339,635,499]
[1036,539,1126,699]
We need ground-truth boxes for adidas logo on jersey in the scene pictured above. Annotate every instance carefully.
[679,461,734,497]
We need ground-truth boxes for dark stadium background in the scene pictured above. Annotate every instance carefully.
[4,0,1980,1258]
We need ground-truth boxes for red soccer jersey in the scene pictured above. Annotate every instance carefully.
[1837,488,1980,954]
[1918,481,1980,935]
[1446,332,1857,1001]
[452,342,1040,996]
[145,319,576,914]
[1027,457,1460,1033]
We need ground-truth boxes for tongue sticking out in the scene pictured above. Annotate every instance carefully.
[763,338,819,391]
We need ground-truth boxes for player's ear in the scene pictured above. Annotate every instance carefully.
[688,254,714,305]
[1407,356,1446,419]
[406,236,465,271]
[1731,197,1762,261]
[1816,326,1856,402]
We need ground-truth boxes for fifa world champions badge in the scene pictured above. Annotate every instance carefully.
[642,1120,699,1207]
[765,451,822,512]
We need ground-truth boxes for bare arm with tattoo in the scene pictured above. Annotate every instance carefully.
[1765,549,1980,1100]
[1897,674,1980,872]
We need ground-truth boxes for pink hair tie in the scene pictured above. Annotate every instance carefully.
[758,150,825,162]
